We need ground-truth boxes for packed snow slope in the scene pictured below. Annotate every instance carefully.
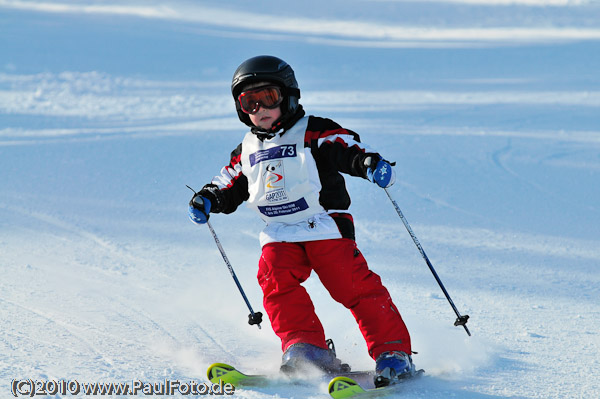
[1,1,599,398]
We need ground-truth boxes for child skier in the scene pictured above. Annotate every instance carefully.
[189,55,416,387]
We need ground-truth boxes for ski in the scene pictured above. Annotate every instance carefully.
[207,362,375,389]
[328,370,424,398]
[207,363,270,387]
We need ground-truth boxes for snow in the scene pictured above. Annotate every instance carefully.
[1,1,599,398]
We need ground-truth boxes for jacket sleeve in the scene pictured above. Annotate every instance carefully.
[199,143,249,214]
[305,116,381,179]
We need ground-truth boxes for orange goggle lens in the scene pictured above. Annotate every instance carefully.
[238,86,283,114]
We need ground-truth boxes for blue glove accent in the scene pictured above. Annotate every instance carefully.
[189,195,211,225]
[367,158,396,188]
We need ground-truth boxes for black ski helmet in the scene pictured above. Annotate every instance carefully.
[231,55,301,129]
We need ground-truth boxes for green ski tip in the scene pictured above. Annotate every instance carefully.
[328,376,367,398]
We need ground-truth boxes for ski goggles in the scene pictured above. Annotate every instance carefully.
[238,86,283,114]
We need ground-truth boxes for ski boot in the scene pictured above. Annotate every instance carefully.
[280,339,350,376]
[374,351,416,388]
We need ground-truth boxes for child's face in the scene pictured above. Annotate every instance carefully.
[249,104,282,130]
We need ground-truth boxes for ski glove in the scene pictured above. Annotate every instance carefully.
[365,156,396,188]
[189,194,211,225]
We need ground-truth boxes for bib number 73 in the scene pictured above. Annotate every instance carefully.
[279,145,296,157]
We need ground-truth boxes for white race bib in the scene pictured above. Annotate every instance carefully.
[241,117,326,224]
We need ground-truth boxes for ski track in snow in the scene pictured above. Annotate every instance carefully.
[1,1,600,398]
[2,0,600,47]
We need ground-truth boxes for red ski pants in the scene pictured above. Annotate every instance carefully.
[257,238,411,360]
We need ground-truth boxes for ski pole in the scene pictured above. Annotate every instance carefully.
[205,220,263,329]
[187,185,263,329]
[384,188,471,336]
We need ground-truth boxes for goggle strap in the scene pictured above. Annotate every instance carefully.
[286,87,300,99]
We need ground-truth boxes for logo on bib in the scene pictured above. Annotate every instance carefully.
[263,161,289,203]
